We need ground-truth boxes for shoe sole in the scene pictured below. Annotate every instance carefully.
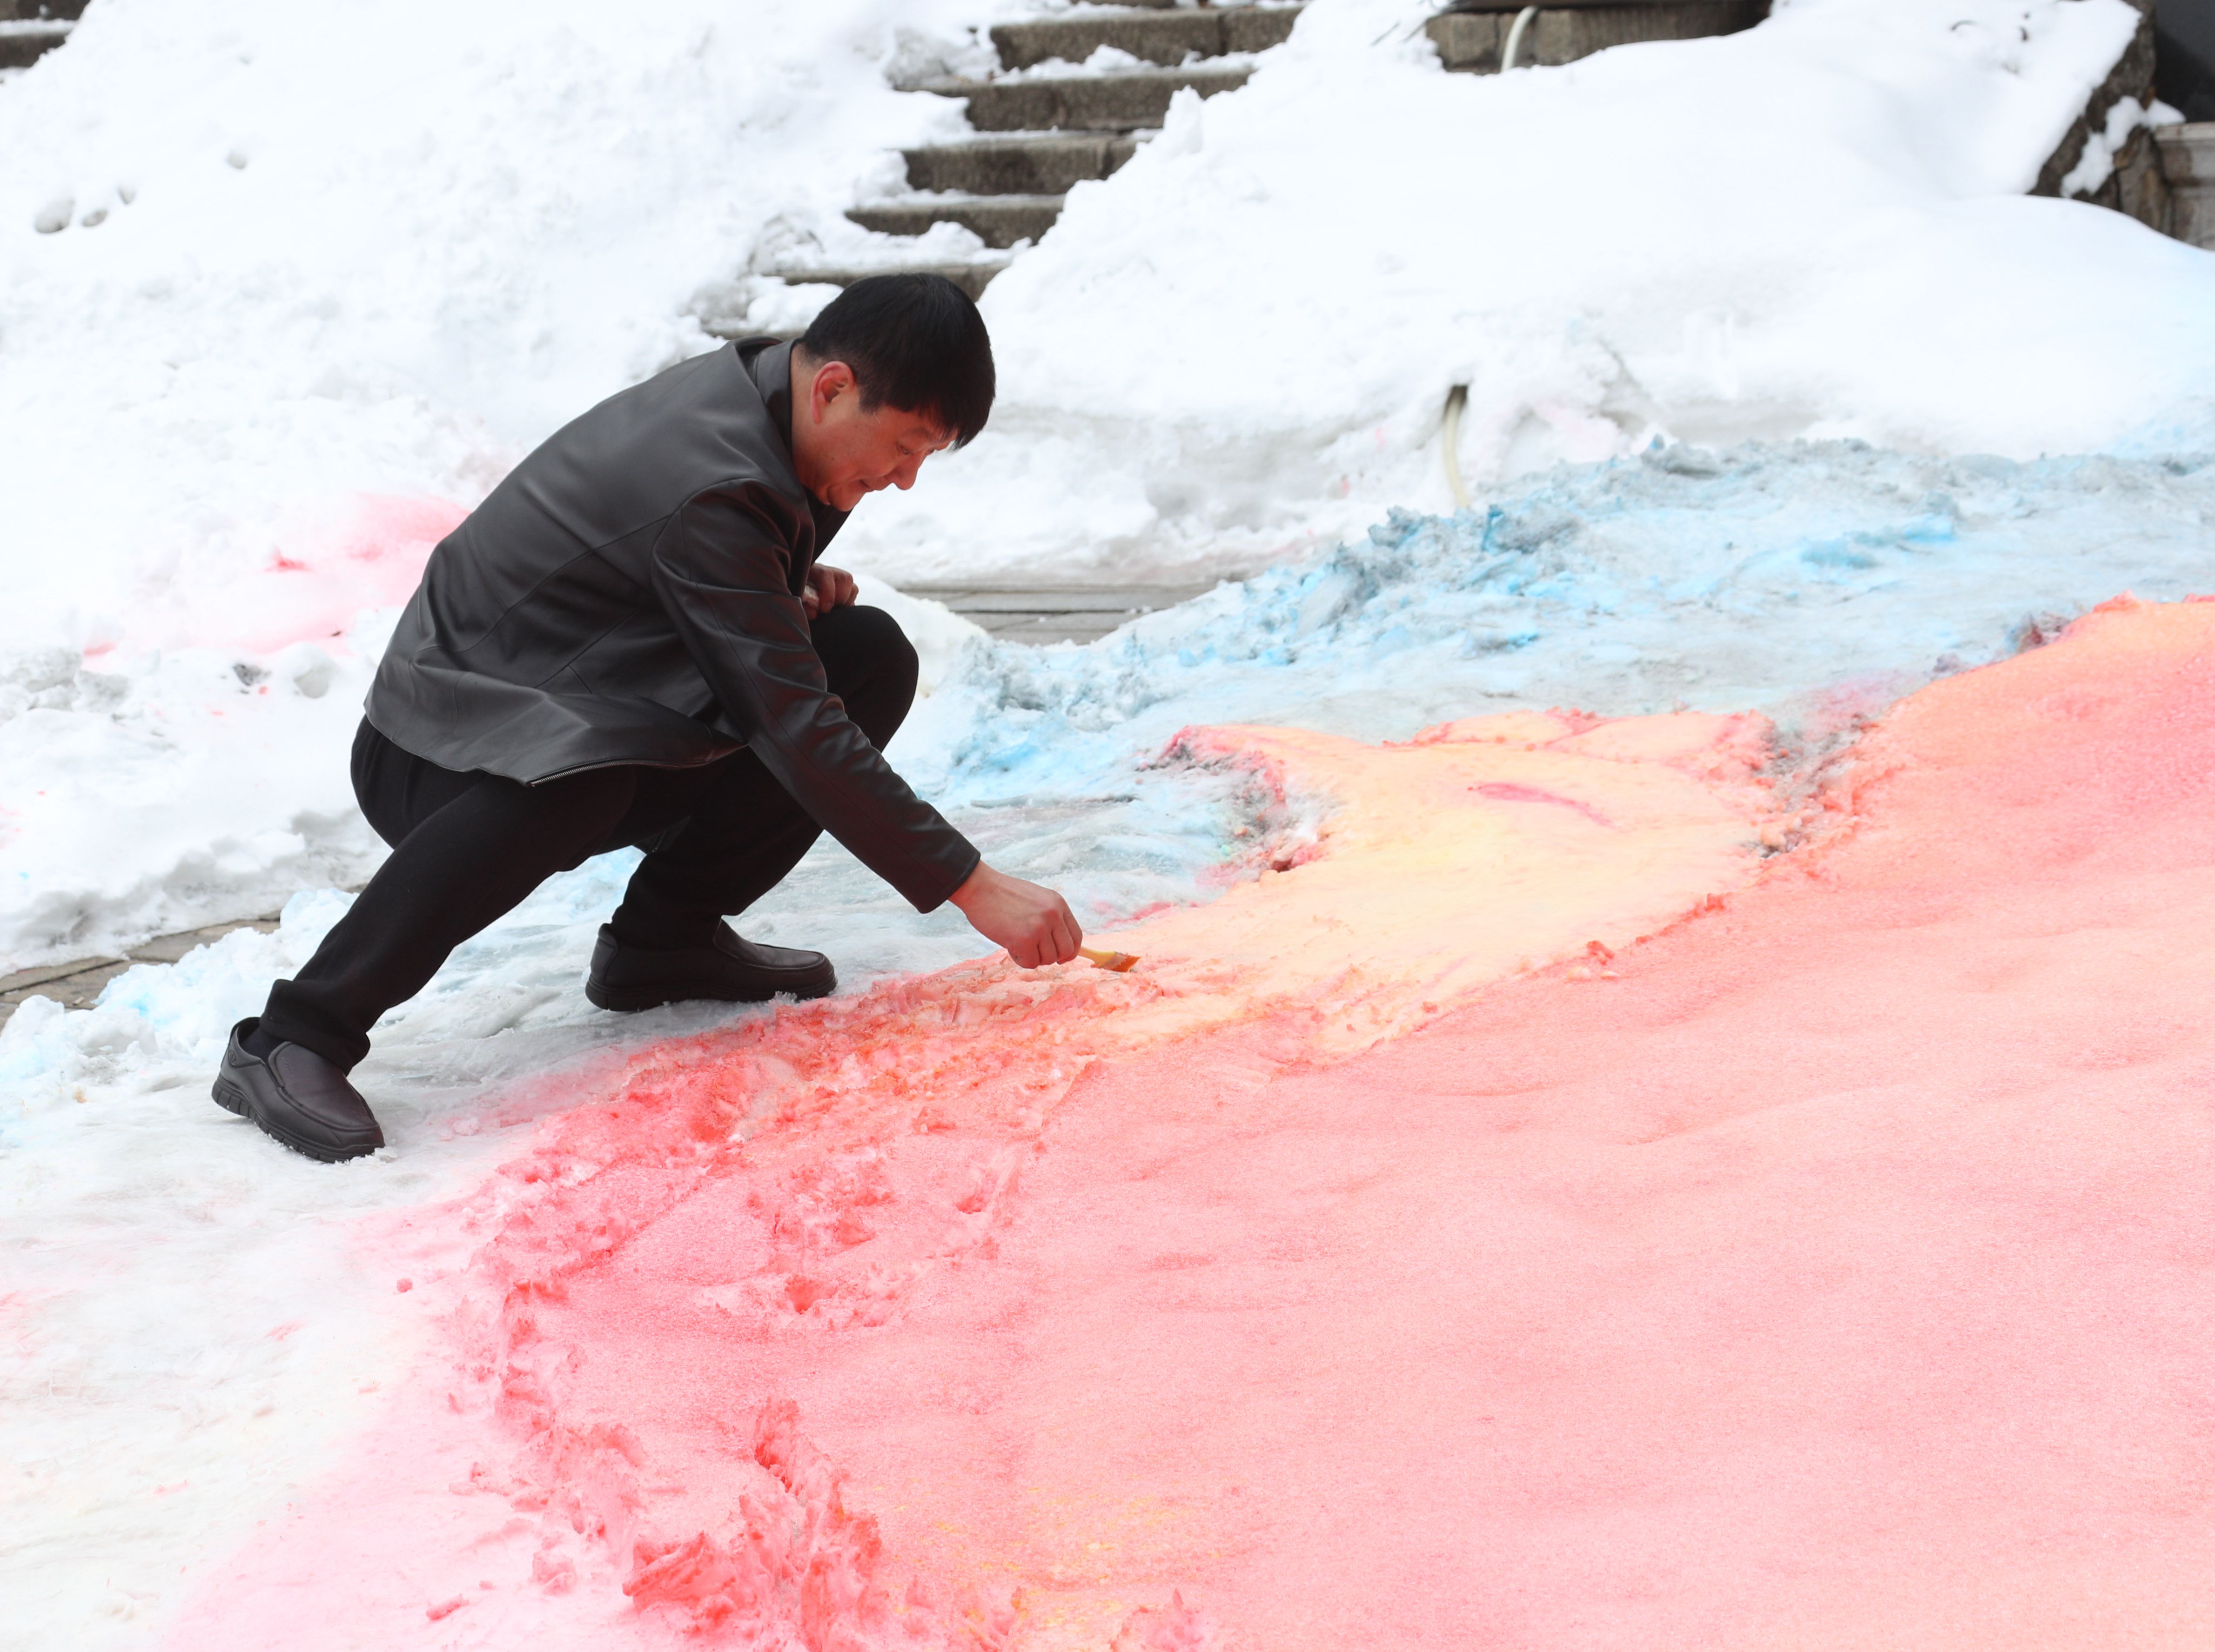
[212,1071,252,1117]
[211,1069,381,1164]
[584,973,836,1014]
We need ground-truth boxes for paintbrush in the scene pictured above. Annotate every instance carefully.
[1079,945,1139,972]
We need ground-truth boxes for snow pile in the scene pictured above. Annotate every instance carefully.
[0,0,1020,970]
[0,0,1023,658]
[847,0,2215,582]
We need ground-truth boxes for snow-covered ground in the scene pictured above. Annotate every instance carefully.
[4,0,2215,1642]
[3,0,2211,973]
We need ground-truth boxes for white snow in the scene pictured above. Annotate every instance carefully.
[5,0,2215,1642]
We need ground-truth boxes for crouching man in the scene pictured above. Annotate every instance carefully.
[214,274,1081,1162]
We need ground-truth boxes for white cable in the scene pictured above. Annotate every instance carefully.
[1500,5,1538,72]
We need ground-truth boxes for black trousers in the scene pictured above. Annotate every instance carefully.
[260,604,919,1070]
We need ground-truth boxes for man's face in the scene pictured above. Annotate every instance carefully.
[791,354,954,513]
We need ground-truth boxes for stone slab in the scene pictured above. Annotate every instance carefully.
[991,6,1300,72]
[926,65,1253,133]
[1426,1,1765,73]
[0,18,69,70]
[993,8,1224,71]
[846,194,1067,250]
[0,915,281,1025]
[742,258,1013,308]
[901,134,1141,196]
[904,584,1214,645]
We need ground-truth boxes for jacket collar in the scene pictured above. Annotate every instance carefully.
[735,336,847,551]
[739,337,797,452]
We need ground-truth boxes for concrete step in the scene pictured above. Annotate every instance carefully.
[991,5,1302,72]
[0,913,283,1026]
[926,64,1253,133]
[904,584,1214,645]
[701,258,1015,342]
[1426,0,1767,74]
[847,194,1066,250]
[901,133,1141,196]
[0,17,70,70]
[763,258,1012,301]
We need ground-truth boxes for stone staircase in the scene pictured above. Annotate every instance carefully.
[726,2,1304,312]
[723,1,1785,327]
[0,0,82,75]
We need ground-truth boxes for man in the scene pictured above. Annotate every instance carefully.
[213,274,1082,1163]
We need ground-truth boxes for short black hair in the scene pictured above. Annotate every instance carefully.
[798,273,995,448]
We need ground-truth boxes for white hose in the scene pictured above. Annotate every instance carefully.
[1500,4,1538,71]
[1442,383,1472,511]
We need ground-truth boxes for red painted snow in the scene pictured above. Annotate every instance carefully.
[168,598,2215,1649]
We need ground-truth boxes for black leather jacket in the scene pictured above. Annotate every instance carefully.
[366,339,980,912]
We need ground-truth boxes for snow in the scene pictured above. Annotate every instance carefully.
[848,0,2215,583]
[3,0,2210,970]
[5,0,2215,1641]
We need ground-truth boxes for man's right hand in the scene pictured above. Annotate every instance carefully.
[947,862,1083,968]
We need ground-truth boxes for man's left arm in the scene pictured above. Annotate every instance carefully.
[651,484,980,912]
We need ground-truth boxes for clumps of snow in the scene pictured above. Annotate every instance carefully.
[0,892,347,1105]
[1008,44,1154,79]
[896,439,2215,819]
[0,648,127,722]
[882,19,1003,90]
[0,622,389,975]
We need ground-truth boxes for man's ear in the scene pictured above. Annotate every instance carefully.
[809,359,857,423]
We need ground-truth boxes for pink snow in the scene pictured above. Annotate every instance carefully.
[100,494,463,657]
[168,597,2215,1648]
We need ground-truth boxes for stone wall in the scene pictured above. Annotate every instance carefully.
[2031,0,2172,231]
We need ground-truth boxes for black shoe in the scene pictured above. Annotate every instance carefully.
[584,922,836,1012]
[211,1018,385,1163]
